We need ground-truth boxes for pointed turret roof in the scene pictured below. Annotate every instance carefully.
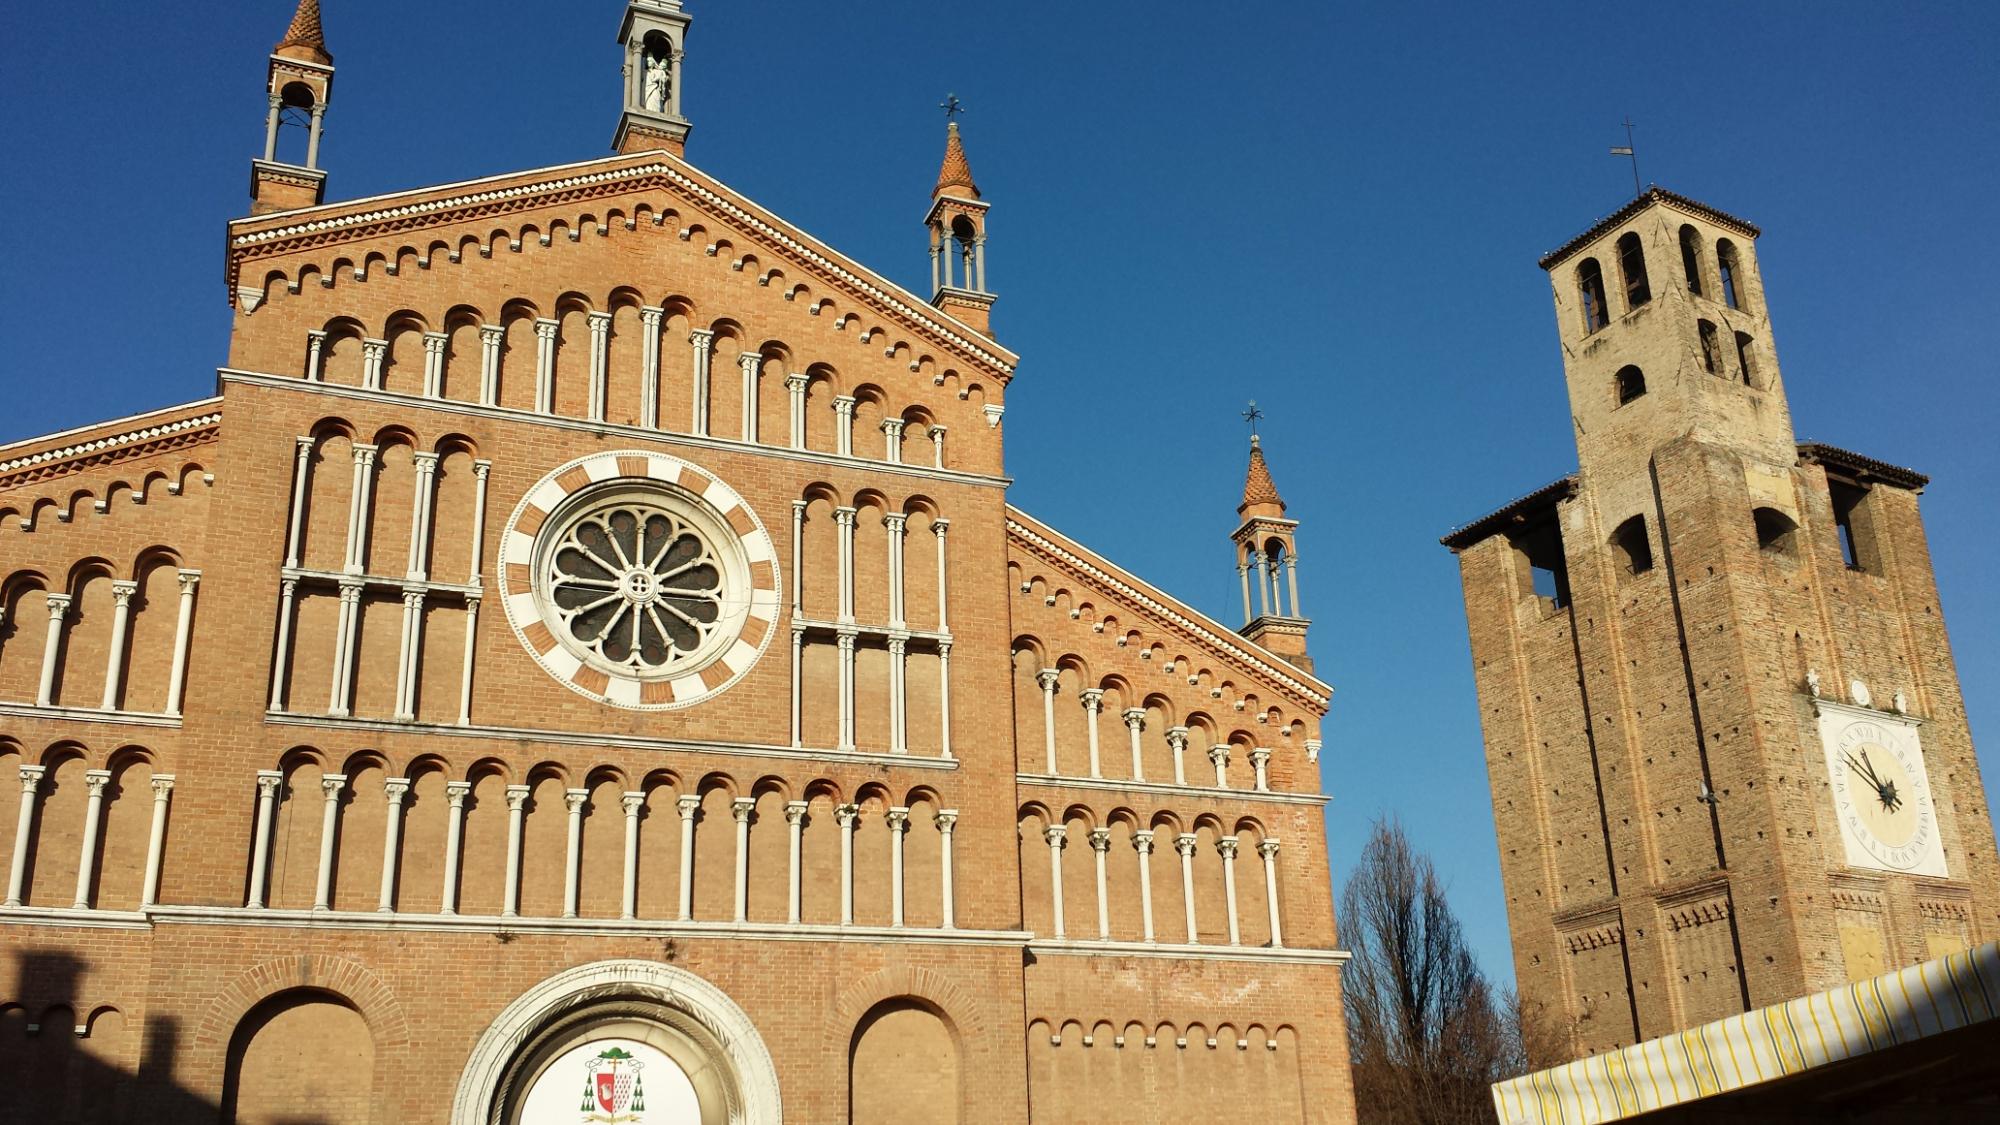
[934,122,980,199]
[275,0,332,66]
[1238,435,1287,517]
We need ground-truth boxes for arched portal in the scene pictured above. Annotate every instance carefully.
[452,960,782,1125]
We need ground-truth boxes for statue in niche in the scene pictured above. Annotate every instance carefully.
[643,46,672,112]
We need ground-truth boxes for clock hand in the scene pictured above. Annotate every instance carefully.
[1843,752,1880,789]
[1859,748,1887,789]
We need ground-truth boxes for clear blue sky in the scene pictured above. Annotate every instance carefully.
[4,1,1996,983]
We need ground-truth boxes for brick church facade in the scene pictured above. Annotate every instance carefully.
[1445,187,2000,1059]
[0,3,1355,1122]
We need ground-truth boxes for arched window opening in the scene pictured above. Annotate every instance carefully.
[1509,521,1570,614]
[948,215,979,292]
[1679,225,1705,295]
[1577,259,1610,334]
[1617,232,1651,308]
[1610,515,1653,578]
[1698,320,1722,376]
[1734,331,1757,387]
[1717,239,1743,310]
[272,83,317,168]
[1753,507,1798,556]
[1614,365,1646,406]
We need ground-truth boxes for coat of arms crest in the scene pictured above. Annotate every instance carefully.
[578,1046,647,1123]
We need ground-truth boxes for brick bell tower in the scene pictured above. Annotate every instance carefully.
[614,0,692,156]
[250,0,335,214]
[1443,187,2000,1058]
[1233,433,1310,672]
[927,106,995,334]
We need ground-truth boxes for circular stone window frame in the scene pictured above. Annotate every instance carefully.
[499,451,779,710]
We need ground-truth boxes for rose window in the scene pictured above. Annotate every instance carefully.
[546,501,725,673]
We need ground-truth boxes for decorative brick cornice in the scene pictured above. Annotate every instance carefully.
[1440,474,1577,552]
[225,152,1017,381]
[0,402,222,491]
[1563,923,1625,954]
[1538,186,1761,272]
[1007,507,1331,713]
[1664,898,1731,932]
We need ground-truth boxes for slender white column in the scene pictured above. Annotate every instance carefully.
[269,578,298,713]
[377,778,410,912]
[731,796,755,922]
[477,325,503,406]
[1210,744,1231,789]
[676,794,699,921]
[928,424,947,469]
[836,803,859,924]
[421,332,448,398]
[1258,839,1283,947]
[360,338,387,391]
[975,235,988,290]
[886,806,910,927]
[562,788,588,918]
[305,330,328,381]
[1250,747,1272,792]
[393,588,424,722]
[100,581,139,710]
[1175,833,1199,943]
[1253,554,1271,618]
[342,443,378,573]
[832,395,856,457]
[785,373,808,449]
[1238,562,1253,625]
[502,784,529,917]
[467,460,493,585]
[834,507,857,622]
[1133,830,1157,942]
[836,632,858,752]
[327,580,363,716]
[887,637,908,754]
[639,307,664,427]
[784,800,807,923]
[35,594,71,707]
[70,769,112,908]
[932,519,951,631]
[247,770,281,908]
[458,595,481,726]
[1166,727,1189,787]
[1089,827,1112,940]
[284,436,314,568]
[141,774,174,907]
[882,417,906,463]
[1285,555,1302,617]
[884,513,907,628]
[440,780,469,914]
[936,809,958,928]
[164,570,201,716]
[937,641,954,760]
[312,774,348,911]
[532,318,559,414]
[587,311,613,422]
[789,499,806,615]
[1218,836,1243,946]
[788,626,804,748]
[1044,825,1068,938]
[1123,708,1147,781]
[1038,670,1061,773]
[407,452,439,580]
[5,766,45,906]
[738,351,763,442]
[687,328,715,435]
[620,792,643,920]
[1080,689,1105,778]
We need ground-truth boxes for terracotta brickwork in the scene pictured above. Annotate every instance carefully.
[0,5,1354,1121]
[1446,189,2000,1059]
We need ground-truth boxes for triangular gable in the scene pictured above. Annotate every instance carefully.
[1007,506,1331,712]
[225,149,1019,381]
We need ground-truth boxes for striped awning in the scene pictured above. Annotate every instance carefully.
[1492,940,2000,1124]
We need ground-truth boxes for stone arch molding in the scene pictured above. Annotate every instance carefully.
[451,959,782,1125]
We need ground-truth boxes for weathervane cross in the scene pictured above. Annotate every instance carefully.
[1242,400,1264,437]
[940,94,964,121]
[1610,117,1641,195]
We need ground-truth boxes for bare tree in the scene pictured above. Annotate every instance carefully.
[1341,817,1543,1125]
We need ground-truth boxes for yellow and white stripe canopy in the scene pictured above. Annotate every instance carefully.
[1492,940,2000,1124]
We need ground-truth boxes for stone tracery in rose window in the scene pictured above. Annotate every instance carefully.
[545,499,725,675]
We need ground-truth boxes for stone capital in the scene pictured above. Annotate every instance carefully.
[83,768,112,795]
[885,806,911,832]
[1088,827,1112,852]
[321,774,349,799]
[784,800,809,826]
[731,796,755,821]
[677,793,701,817]
[444,780,471,804]
[1043,825,1068,846]
[1216,836,1240,861]
[383,778,411,803]
[1208,745,1231,765]
[505,784,532,812]
[109,580,139,605]
[1256,839,1282,861]
[935,809,959,833]
[1132,829,1155,853]
[150,774,177,798]
[18,764,47,794]
[1122,707,1147,729]
[1173,833,1198,858]
[622,792,646,815]
[1079,687,1105,710]
[1037,669,1061,692]
[835,803,861,828]
[255,770,283,798]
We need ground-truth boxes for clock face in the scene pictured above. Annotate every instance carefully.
[1821,710,1945,876]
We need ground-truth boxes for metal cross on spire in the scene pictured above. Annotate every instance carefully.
[940,94,965,121]
[1242,400,1264,438]
[1610,117,1642,196]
